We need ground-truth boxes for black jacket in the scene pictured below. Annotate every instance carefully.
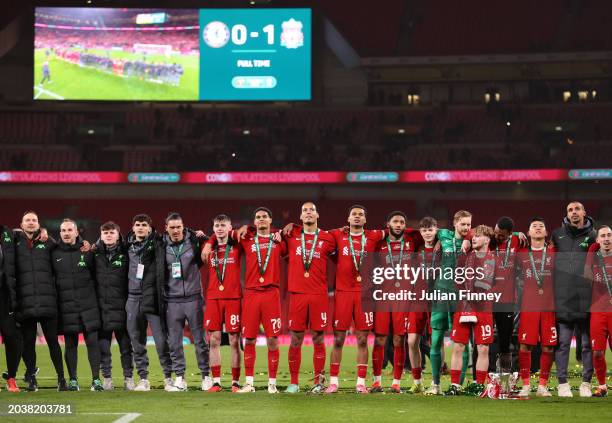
[126,229,159,315]
[149,229,204,317]
[52,237,100,334]
[14,230,58,320]
[93,237,128,332]
[552,216,597,322]
[0,225,17,311]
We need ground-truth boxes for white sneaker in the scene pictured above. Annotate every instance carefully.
[124,377,135,391]
[102,377,114,391]
[579,382,592,397]
[172,376,188,391]
[201,376,213,391]
[536,385,552,397]
[236,384,256,393]
[134,379,150,391]
[268,383,278,394]
[518,385,531,397]
[164,377,178,392]
[557,382,573,397]
[424,383,442,396]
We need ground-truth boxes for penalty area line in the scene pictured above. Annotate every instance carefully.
[34,85,65,100]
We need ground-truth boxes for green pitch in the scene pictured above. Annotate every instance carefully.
[34,49,198,101]
[0,345,610,423]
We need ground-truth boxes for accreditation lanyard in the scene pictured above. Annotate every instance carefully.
[170,243,184,279]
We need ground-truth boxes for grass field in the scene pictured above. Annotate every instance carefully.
[0,344,611,423]
[33,49,199,101]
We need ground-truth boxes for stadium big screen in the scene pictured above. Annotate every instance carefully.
[34,7,311,101]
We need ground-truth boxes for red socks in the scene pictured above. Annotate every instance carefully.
[211,365,221,379]
[313,343,326,384]
[231,367,240,383]
[394,346,406,380]
[539,351,554,386]
[594,352,607,386]
[450,369,461,385]
[288,346,301,384]
[268,349,279,379]
[410,367,422,381]
[330,362,340,377]
[357,364,368,379]
[519,350,531,385]
[244,344,256,377]
[476,370,488,385]
[372,345,384,377]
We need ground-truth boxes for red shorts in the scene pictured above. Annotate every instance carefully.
[451,312,494,345]
[374,312,407,336]
[242,288,282,338]
[333,290,373,331]
[518,312,557,346]
[204,298,241,333]
[407,312,428,335]
[590,312,612,351]
[288,293,329,332]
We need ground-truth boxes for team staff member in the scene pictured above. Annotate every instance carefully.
[0,224,22,392]
[53,219,103,392]
[93,221,135,391]
[14,211,66,391]
[552,202,596,397]
[154,213,210,392]
[125,214,173,392]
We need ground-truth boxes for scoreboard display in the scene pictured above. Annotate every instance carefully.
[34,7,311,101]
[199,9,311,100]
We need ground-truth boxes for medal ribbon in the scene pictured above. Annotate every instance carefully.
[528,247,547,290]
[255,233,274,277]
[349,233,366,274]
[301,229,319,272]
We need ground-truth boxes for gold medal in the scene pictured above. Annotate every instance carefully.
[356,275,362,282]
[259,276,264,283]
[538,288,544,295]
[218,285,225,292]
[304,272,310,278]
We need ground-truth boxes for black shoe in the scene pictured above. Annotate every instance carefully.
[23,367,40,383]
[57,378,68,392]
[27,375,39,392]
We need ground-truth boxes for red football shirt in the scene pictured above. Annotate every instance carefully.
[492,235,520,304]
[516,245,556,311]
[206,240,243,300]
[585,244,612,312]
[284,226,336,294]
[330,228,385,292]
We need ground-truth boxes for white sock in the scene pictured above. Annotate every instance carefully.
[357,377,366,386]
[600,384,607,389]
[245,376,254,386]
[268,378,276,385]
[414,379,422,385]
[175,376,183,383]
[232,379,239,385]
[330,376,339,386]
[392,378,401,386]
[213,377,221,384]
[374,375,382,383]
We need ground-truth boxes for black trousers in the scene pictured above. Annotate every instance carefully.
[64,330,101,381]
[0,292,22,379]
[21,316,65,379]
[99,329,134,379]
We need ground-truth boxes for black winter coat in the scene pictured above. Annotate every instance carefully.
[52,238,100,334]
[552,216,597,322]
[0,225,17,311]
[14,230,58,320]
[94,238,128,332]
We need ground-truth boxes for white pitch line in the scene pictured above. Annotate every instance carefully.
[81,412,142,423]
[34,85,65,100]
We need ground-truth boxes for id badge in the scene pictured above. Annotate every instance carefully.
[171,262,182,279]
[136,263,145,280]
